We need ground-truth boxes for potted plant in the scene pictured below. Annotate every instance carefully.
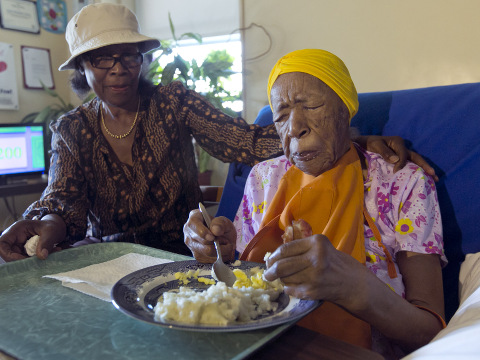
[146,14,241,185]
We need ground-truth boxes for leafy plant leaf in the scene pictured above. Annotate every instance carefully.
[174,55,190,83]
[179,32,203,43]
[168,13,177,42]
[161,62,177,85]
[21,112,39,123]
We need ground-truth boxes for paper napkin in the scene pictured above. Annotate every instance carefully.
[43,253,172,301]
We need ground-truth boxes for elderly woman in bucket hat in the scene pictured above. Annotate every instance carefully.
[0,4,435,262]
[184,49,446,358]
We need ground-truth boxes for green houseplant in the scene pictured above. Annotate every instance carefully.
[146,14,241,181]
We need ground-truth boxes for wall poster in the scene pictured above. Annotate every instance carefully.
[0,42,19,110]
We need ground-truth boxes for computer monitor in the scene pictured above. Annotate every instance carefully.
[0,123,48,183]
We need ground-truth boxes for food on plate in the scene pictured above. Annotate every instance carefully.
[198,277,216,285]
[175,269,216,285]
[153,267,283,326]
[153,220,312,326]
[232,259,242,267]
[233,267,273,289]
[281,219,313,243]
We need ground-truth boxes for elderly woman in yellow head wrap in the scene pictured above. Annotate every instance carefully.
[184,49,446,357]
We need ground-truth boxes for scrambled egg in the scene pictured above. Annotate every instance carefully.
[174,269,200,285]
[232,259,242,267]
[198,277,216,285]
[174,266,281,290]
[233,267,270,290]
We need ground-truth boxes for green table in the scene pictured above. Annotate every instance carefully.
[0,243,292,360]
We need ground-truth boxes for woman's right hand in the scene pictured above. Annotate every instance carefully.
[263,234,371,311]
[355,135,439,181]
[0,214,66,262]
[183,209,237,263]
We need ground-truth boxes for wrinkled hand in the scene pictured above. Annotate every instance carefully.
[263,235,370,311]
[357,135,438,182]
[183,209,236,264]
[0,215,66,262]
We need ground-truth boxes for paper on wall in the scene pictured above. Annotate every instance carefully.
[0,42,19,110]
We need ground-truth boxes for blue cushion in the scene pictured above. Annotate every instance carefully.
[353,91,393,135]
[353,83,480,258]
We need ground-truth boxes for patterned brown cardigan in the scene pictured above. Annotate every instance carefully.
[24,82,282,255]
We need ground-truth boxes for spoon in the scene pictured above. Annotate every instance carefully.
[198,202,237,287]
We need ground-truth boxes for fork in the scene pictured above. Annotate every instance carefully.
[198,202,237,286]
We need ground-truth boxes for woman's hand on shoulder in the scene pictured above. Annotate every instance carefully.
[355,135,438,181]
[183,209,236,263]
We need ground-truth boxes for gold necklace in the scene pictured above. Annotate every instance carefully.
[101,98,141,139]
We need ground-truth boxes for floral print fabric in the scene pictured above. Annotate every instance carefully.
[234,144,447,297]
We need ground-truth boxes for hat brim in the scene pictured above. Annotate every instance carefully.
[59,30,160,71]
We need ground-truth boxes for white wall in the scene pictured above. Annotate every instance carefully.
[136,0,240,40]
[241,0,480,121]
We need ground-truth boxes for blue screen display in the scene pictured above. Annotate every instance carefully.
[0,124,47,176]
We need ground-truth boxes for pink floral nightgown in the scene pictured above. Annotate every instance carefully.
[233,144,447,358]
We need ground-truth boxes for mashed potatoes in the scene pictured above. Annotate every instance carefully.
[153,267,283,326]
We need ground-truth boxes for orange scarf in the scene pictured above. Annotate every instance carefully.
[240,143,372,349]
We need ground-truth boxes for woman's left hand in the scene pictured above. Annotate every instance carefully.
[356,135,439,181]
[263,234,370,311]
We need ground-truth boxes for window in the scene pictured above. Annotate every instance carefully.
[152,34,243,113]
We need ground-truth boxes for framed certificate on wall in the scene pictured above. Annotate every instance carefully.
[0,0,40,34]
[21,46,55,89]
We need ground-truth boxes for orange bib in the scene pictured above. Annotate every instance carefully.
[240,143,372,349]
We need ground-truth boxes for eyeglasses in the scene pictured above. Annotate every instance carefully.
[89,52,143,69]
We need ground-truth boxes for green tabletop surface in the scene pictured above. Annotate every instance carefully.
[0,243,292,360]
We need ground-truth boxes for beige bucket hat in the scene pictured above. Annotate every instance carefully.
[59,3,160,71]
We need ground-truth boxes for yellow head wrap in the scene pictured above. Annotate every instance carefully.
[267,49,359,122]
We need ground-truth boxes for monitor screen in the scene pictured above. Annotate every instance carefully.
[0,123,48,178]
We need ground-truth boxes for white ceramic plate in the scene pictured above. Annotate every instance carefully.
[111,260,320,332]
